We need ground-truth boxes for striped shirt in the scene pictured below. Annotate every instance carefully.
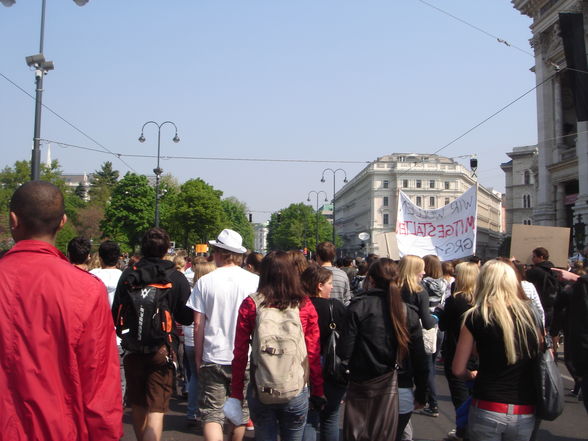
[323,265,352,306]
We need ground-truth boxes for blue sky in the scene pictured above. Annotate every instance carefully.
[1,1,535,222]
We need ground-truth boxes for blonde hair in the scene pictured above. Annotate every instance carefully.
[193,261,216,281]
[453,262,479,304]
[398,255,425,293]
[465,260,539,365]
[88,252,101,271]
[173,255,186,272]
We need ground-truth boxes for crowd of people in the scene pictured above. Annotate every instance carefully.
[1,181,588,441]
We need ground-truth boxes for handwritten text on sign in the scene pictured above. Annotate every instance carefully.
[395,186,477,261]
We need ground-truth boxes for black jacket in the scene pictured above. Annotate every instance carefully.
[525,261,557,310]
[570,275,588,375]
[112,257,193,329]
[401,286,436,329]
[338,289,400,382]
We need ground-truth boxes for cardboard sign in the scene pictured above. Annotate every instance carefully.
[395,186,478,261]
[374,232,400,260]
[510,224,571,268]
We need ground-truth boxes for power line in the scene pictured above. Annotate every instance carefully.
[40,139,370,164]
[414,0,534,57]
[0,71,136,172]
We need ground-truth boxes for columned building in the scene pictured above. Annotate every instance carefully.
[512,0,588,227]
[254,222,269,254]
[500,145,538,233]
[334,153,503,261]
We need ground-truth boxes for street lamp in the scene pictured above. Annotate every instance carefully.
[307,190,328,250]
[14,0,91,180]
[138,121,180,227]
[320,168,348,244]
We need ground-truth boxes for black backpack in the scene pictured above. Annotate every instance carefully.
[115,282,174,353]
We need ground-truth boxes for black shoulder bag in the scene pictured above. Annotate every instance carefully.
[323,299,348,385]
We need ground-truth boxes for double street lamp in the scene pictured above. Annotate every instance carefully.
[321,168,348,244]
[138,121,180,227]
[307,190,328,250]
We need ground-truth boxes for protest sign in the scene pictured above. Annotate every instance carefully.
[395,185,477,261]
[374,231,400,260]
[510,224,570,268]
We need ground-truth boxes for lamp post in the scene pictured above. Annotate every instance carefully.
[307,190,328,250]
[16,0,90,180]
[138,121,180,227]
[321,168,348,244]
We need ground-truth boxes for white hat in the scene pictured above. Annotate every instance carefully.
[209,229,247,254]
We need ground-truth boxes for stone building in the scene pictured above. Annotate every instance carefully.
[254,222,269,253]
[500,145,538,233]
[334,153,503,261]
[512,0,588,230]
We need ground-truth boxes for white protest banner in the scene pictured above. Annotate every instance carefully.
[395,185,477,261]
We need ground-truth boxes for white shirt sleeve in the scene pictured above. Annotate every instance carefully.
[186,279,205,313]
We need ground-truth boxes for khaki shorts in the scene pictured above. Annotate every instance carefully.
[199,363,250,425]
[123,346,173,413]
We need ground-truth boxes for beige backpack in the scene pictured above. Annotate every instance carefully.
[250,293,309,404]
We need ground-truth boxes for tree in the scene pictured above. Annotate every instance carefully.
[101,173,155,251]
[166,178,225,248]
[221,197,254,249]
[267,203,334,252]
[76,204,105,242]
[89,161,119,206]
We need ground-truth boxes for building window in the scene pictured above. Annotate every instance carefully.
[444,197,450,206]
[383,180,389,189]
[429,196,435,207]
[524,170,531,185]
[416,180,422,189]
[383,213,389,225]
[403,179,408,188]
[416,196,422,207]
[444,181,450,190]
[429,180,435,189]
[383,196,389,207]
[523,194,532,209]
[523,218,532,225]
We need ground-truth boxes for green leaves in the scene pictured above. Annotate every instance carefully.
[267,203,334,252]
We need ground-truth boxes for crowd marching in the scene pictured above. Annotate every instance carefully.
[1,181,588,441]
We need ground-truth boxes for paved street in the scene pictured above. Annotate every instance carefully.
[121,348,588,440]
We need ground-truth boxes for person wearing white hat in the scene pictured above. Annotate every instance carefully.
[186,229,259,441]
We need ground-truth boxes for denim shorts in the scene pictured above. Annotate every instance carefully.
[468,405,535,441]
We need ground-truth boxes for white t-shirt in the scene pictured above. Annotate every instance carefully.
[90,267,122,307]
[186,265,259,365]
[90,267,122,345]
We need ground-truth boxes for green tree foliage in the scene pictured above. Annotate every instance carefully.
[0,159,81,250]
[166,178,224,248]
[267,203,334,252]
[221,197,254,249]
[89,161,119,206]
[55,221,78,255]
[101,173,155,251]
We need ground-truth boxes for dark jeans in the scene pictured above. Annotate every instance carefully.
[183,345,199,419]
[426,355,438,408]
[248,386,309,441]
[302,380,346,441]
[443,363,471,409]
[395,412,412,441]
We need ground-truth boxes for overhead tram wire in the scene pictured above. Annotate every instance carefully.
[392,71,559,180]
[414,0,534,58]
[0,71,136,172]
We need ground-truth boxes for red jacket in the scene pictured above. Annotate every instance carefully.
[0,240,123,441]
[231,296,324,400]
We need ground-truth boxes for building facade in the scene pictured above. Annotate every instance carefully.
[500,145,538,233]
[512,0,588,231]
[334,153,503,261]
[254,222,269,254]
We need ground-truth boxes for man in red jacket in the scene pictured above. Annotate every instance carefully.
[0,181,123,441]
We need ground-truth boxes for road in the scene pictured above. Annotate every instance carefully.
[121,348,587,440]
